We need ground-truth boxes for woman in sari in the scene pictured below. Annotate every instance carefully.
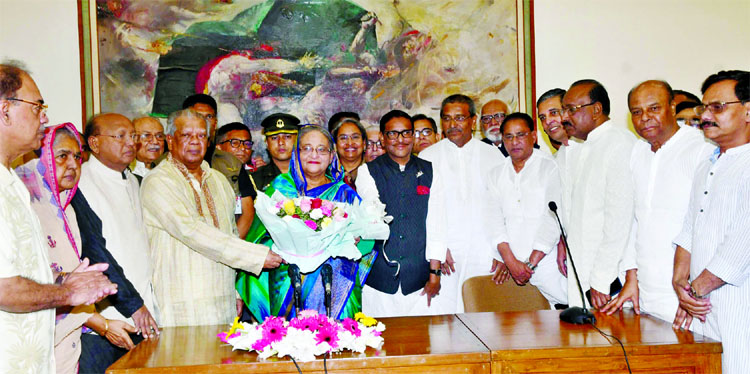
[331,118,368,189]
[16,123,136,373]
[239,125,376,321]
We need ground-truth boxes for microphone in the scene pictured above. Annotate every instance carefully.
[549,201,595,325]
[288,264,303,313]
[321,264,333,318]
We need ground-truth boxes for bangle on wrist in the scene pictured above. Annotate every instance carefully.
[103,319,109,335]
[524,261,537,271]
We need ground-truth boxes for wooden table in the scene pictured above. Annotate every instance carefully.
[107,310,721,374]
[456,310,721,373]
[106,314,491,374]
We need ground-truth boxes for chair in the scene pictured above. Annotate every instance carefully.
[462,275,550,313]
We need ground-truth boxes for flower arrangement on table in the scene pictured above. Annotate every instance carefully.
[255,191,391,273]
[218,310,385,362]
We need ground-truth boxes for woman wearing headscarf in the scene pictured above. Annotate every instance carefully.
[238,125,376,321]
[16,123,137,373]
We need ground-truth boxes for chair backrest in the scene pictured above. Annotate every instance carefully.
[462,275,550,313]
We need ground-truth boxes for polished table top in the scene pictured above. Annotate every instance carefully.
[107,314,490,373]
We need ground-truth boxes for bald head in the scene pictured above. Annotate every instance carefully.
[628,80,673,105]
[480,99,510,144]
[85,113,136,172]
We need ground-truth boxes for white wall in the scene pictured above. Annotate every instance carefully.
[0,0,83,130]
[534,0,750,128]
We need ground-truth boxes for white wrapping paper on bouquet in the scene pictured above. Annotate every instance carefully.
[254,192,390,273]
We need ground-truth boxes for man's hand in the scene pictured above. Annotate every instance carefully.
[131,305,159,339]
[528,250,545,268]
[673,306,694,330]
[556,240,568,277]
[589,287,611,309]
[506,258,533,286]
[263,251,283,269]
[672,278,711,322]
[63,258,117,306]
[441,249,456,276]
[420,275,441,307]
[236,298,244,317]
[105,319,138,350]
[490,259,511,285]
[601,269,639,315]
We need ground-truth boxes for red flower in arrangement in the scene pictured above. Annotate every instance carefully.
[311,198,323,209]
[416,186,430,195]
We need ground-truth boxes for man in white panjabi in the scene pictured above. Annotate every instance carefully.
[487,113,567,307]
[602,80,714,327]
[420,94,505,313]
[140,109,282,327]
[560,79,636,309]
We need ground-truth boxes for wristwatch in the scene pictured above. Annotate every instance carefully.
[429,268,442,276]
[690,284,708,299]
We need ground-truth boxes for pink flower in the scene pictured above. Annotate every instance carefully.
[297,309,319,318]
[304,220,318,230]
[275,200,284,209]
[262,316,288,343]
[217,331,241,343]
[321,205,332,216]
[341,318,362,337]
[290,316,319,332]
[252,337,272,351]
[322,200,335,211]
[299,197,312,213]
[315,324,340,349]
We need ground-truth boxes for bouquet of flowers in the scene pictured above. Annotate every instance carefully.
[218,311,385,362]
[255,191,390,273]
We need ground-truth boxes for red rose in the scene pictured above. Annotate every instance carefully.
[311,198,323,209]
[416,186,430,195]
[292,214,300,219]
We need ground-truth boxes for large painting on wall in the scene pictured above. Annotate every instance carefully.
[80,0,533,133]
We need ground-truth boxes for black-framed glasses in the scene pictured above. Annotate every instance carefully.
[5,97,48,116]
[97,133,138,142]
[503,132,530,141]
[414,128,435,138]
[137,132,166,142]
[220,138,253,149]
[563,102,596,115]
[480,112,506,124]
[384,129,414,140]
[694,100,743,116]
[538,108,562,122]
[440,114,470,123]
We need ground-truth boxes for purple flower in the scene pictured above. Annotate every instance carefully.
[315,324,340,349]
[262,316,288,343]
[341,318,362,337]
[304,220,318,230]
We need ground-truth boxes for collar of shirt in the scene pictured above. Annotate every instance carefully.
[88,154,132,183]
[584,120,612,143]
[444,136,478,151]
[0,163,15,189]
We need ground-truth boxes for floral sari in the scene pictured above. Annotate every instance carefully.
[238,126,376,321]
[16,123,92,374]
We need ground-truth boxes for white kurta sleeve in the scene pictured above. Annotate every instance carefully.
[532,164,562,254]
[485,165,509,261]
[354,163,381,203]
[425,167,447,262]
[705,185,750,286]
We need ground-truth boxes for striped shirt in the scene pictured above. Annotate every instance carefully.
[673,142,750,374]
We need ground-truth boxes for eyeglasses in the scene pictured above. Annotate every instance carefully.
[5,97,48,116]
[503,132,530,141]
[414,128,435,138]
[97,133,138,142]
[384,129,414,140]
[480,112,506,124]
[337,133,363,143]
[300,145,331,156]
[441,114,470,123]
[563,102,596,115]
[694,100,743,116]
[676,118,701,127]
[367,140,382,148]
[137,132,166,142]
[220,138,253,149]
[538,109,562,122]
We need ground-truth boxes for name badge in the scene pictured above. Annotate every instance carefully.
[235,195,243,215]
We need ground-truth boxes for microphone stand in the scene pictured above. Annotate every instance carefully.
[321,264,333,318]
[549,201,595,324]
[288,264,303,315]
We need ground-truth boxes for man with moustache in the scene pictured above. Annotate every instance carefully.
[412,114,439,154]
[487,113,567,306]
[479,99,509,154]
[601,80,714,326]
[671,70,750,374]
[132,116,165,178]
[78,113,160,371]
[0,63,117,374]
[140,109,282,327]
[250,113,300,192]
[356,110,442,317]
[560,79,636,309]
[420,94,505,313]
[365,125,386,162]
[182,94,218,162]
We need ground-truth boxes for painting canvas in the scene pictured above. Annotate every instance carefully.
[83,0,532,136]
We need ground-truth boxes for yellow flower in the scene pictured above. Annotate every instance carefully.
[354,312,378,327]
[321,217,333,229]
[228,316,243,335]
[283,199,296,216]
